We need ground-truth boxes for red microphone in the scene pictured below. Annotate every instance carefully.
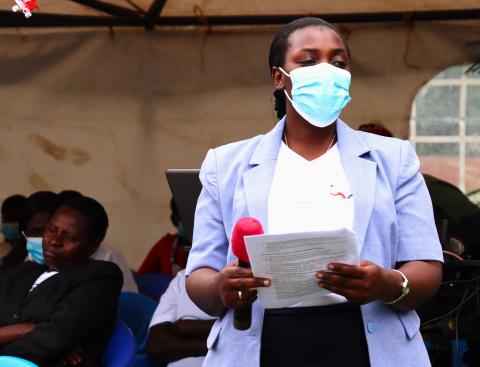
[231,217,264,330]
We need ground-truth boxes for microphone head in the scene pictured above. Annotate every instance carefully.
[231,217,264,264]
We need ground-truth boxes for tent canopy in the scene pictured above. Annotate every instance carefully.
[1,0,480,29]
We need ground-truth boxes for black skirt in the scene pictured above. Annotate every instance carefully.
[260,302,371,367]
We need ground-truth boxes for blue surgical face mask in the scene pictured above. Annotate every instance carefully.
[279,62,351,127]
[1,222,21,242]
[26,237,44,264]
[177,222,186,239]
[176,222,191,251]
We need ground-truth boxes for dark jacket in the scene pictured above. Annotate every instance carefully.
[0,260,123,367]
[0,241,27,270]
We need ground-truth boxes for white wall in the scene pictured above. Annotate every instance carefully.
[0,20,477,267]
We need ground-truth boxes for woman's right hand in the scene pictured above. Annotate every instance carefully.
[215,261,270,310]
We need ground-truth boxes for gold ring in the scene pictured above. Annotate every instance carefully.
[238,290,243,300]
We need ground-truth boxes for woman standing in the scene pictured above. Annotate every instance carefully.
[186,17,443,366]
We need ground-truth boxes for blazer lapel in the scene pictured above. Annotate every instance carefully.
[241,117,377,255]
[337,120,377,256]
[243,118,285,233]
[243,162,277,232]
[23,270,63,304]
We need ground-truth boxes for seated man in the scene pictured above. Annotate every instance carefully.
[0,196,123,367]
[146,268,216,367]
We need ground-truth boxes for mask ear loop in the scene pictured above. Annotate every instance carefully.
[21,231,28,240]
[278,67,294,104]
[278,66,291,78]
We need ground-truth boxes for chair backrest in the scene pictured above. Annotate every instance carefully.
[104,319,136,367]
[135,273,173,301]
[118,292,158,352]
[0,357,39,367]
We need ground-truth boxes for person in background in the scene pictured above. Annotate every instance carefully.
[146,269,216,367]
[1,194,27,243]
[0,196,122,367]
[422,175,480,230]
[0,194,27,269]
[143,196,214,367]
[92,244,138,293]
[358,121,394,137]
[137,199,189,277]
[357,124,480,257]
[0,233,10,267]
[58,190,138,293]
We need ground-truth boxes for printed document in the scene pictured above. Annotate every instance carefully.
[244,228,358,309]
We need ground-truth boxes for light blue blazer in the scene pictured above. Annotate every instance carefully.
[186,117,443,367]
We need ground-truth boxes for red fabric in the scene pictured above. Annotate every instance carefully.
[358,123,393,137]
[137,233,188,276]
[24,0,39,11]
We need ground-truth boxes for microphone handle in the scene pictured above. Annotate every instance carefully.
[234,260,252,330]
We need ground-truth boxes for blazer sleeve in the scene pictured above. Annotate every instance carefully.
[395,140,444,263]
[186,149,229,276]
[1,262,122,364]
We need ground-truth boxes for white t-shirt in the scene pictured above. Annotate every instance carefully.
[268,142,355,306]
[149,270,216,367]
[30,271,58,292]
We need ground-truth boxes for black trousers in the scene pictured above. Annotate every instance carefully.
[260,302,371,367]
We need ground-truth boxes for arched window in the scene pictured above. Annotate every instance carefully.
[409,64,480,198]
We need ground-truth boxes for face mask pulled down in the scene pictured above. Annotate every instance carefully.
[27,237,44,264]
[279,62,352,128]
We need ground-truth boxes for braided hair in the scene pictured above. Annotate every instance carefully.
[269,17,349,119]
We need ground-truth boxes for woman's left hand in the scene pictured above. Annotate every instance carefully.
[316,260,399,305]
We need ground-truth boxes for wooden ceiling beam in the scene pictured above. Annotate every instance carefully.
[0,10,143,27]
[153,9,480,26]
[1,8,479,28]
[69,0,142,18]
[145,0,167,30]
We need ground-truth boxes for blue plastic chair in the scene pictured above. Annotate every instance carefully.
[118,292,158,352]
[104,319,136,367]
[133,354,165,367]
[0,357,39,367]
[451,339,469,367]
[135,273,173,301]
